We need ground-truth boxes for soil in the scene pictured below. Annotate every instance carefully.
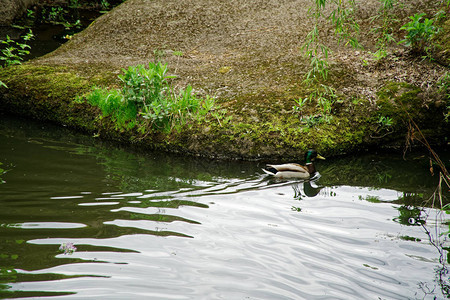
[34,0,446,100]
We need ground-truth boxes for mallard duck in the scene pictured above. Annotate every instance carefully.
[262,149,325,179]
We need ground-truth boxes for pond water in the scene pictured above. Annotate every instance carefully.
[0,113,449,299]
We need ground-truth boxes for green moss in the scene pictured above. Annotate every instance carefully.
[0,62,407,159]
[376,81,423,127]
[0,63,116,132]
[432,17,450,66]
[0,60,447,160]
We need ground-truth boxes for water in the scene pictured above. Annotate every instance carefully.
[0,113,449,299]
[0,8,101,64]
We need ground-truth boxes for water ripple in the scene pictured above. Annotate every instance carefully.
[1,120,448,299]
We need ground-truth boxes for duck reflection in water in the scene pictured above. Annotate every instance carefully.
[290,177,323,200]
[303,179,323,197]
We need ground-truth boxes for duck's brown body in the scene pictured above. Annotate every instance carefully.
[262,150,325,179]
[263,163,310,179]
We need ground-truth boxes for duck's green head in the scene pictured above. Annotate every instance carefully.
[305,149,326,164]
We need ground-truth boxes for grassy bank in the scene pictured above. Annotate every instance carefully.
[0,60,447,160]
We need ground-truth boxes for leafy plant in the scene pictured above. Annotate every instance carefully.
[292,97,308,114]
[40,6,81,29]
[310,84,336,114]
[26,9,34,19]
[370,115,393,138]
[302,0,360,83]
[438,72,450,122]
[63,19,81,30]
[299,0,359,129]
[378,115,393,127]
[45,6,66,23]
[100,0,110,11]
[84,62,222,133]
[118,62,175,112]
[301,114,330,127]
[0,162,7,184]
[0,30,34,67]
[86,86,137,129]
[370,0,398,59]
[68,0,80,9]
[399,13,438,55]
[144,84,216,132]
[294,84,337,127]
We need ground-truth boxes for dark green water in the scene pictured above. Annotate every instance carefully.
[0,112,449,299]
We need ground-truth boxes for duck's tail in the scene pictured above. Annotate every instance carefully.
[262,166,278,176]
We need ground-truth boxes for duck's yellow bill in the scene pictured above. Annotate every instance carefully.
[317,154,326,160]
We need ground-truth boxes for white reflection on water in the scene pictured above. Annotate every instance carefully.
[1,114,448,299]
[9,222,87,229]
[11,179,448,300]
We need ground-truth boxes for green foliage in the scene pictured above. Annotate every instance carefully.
[302,0,360,83]
[100,0,110,12]
[292,97,308,114]
[144,84,220,132]
[0,30,34,67]
[40,5,81,30]
[438,72,450,122]
[173,50,183,57]
[399,13,438,55]
[438,72,450,96]
[68,0,80,9]
[0,162,7,184]
[328,0,360,48]
[0,30,34,88]
[378,115,393,127]
[26,9,34,18]
[299,0,360,130]
[302,25,330,82]
[142,84,188,132]
[373,115,394,138]
[86,86,137,129]
[301,114,330,127]
[153,49,167,62]
[85,62,221,133]
[118,62,176,112]
[295,84,337,127]
[370,0,398,59]
[314,84,337,114]
[50,7,65,22]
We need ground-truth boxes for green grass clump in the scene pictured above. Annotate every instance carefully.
[83,61,220,133]
[86,87,137,129]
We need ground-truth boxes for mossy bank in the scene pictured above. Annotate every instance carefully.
[0,0,449,160]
